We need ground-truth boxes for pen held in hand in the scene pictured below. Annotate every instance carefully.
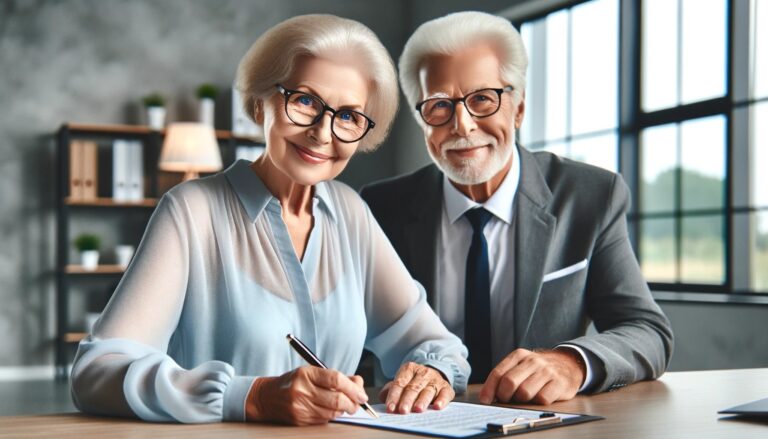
[285,333,379,418]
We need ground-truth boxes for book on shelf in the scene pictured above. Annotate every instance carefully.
[69,140,98,200]
[112,139,144,202]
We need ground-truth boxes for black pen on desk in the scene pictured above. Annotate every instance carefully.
[285,333,379,418]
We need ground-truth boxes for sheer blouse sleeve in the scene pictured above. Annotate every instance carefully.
[70,191,255,423]
[351,192,469,392]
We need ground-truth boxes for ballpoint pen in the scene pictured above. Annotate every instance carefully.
[286,333,379,418]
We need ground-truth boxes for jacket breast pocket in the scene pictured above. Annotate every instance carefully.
[542,258,588,283]
[538,259,589,305]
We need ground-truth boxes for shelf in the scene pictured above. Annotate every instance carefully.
[62,332,88,343]
[65,264,125,274]
[63,122,265,143]
[65,197,159,207]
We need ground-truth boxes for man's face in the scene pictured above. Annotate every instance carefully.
[418,43,524,185]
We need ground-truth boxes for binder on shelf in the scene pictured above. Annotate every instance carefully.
[68,140,84,199]
[112,140,129,202]
[127,140,144,201]
[81,141,98,200]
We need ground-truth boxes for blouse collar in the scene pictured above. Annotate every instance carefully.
[223,159,337,223]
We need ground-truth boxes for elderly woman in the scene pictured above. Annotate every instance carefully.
[70,14,469,425]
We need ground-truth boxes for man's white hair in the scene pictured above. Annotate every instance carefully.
[399,11,528,124]
[235,14,398,151]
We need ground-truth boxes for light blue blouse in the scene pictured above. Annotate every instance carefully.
[70,160,469,423]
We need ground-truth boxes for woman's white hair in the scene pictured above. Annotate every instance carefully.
[235,14,398,151]
[399,11,528,124]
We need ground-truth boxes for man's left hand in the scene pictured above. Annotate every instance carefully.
[479,348,585,405]
[379,362,455,414]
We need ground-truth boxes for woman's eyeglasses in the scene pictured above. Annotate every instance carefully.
[276,85,375,143]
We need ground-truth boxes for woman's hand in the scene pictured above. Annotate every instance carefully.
[379,362,455,414]
[245,366,369,425]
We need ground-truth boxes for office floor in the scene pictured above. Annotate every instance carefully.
[0,380,75,416]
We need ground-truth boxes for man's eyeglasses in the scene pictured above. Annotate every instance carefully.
[275,85,375,143]
[415,86,514,127]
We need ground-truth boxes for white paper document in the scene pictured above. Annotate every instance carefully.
[335,402,580,438]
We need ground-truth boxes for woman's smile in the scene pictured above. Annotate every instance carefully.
[289,141,334,164]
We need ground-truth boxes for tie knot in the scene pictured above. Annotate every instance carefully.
[464,207,493,232]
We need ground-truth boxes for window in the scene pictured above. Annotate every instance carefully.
[514,0,768,297]
[520,0,619,172]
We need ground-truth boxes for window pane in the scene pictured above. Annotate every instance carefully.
[570,132,618,172]
[571,0,618,135]
[642,0,679,111]
[680,0,727,104]
[753,102,768,207]
[539,140,568,157]
[641,124,678,213]
[640,218,677,282]
[546,11,569,141]
[753,211,768,291]
[680,215,725,284]
[680,116,726,211]
[753,0,768,98]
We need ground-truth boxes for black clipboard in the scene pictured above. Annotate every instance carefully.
[334,402,603,438]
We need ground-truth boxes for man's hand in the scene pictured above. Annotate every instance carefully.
[478,348,586,405]
[245,366,368,425]
[379,362,455,414]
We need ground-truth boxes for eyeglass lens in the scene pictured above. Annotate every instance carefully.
[285,92,369,142]
[420,89,502,126]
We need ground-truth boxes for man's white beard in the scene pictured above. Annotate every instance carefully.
[430,129,515,185]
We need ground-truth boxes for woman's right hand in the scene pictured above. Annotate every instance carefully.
[245,366,369,425]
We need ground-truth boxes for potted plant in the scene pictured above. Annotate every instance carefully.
[74,233,101,271]
[142,92,166,130]
[197,83,217,127]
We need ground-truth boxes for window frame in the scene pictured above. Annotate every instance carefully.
[504,0,768,304]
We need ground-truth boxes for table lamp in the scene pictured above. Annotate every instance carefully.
[159,122,223,180]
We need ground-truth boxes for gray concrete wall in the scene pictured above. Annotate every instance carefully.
[1,0,765,374]
[0,0,412,368]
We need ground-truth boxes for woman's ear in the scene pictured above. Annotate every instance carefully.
[254,100,265,125]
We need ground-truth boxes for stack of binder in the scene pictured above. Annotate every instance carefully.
[68,140,98,200]
[112,140,144,202]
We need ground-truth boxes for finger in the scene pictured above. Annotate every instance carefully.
[479,349,530,404]
[411,385,438,413]
[431,385,455,410]
[395,367,431,414]
[312,369,368,405]
[495,358,539,403]
[349,374,364,388]
[312,386,359,415]
[385,363,417,412]
[378,382,392,403]
[512,370,552,403]
[532,380,564,405]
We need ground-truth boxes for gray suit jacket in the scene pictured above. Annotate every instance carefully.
[360,146,673,393]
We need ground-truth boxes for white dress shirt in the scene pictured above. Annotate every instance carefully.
[433,147,594,391]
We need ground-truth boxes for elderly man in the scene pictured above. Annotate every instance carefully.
[361,11,673,408]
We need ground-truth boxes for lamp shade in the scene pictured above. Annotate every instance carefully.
[159,122,222,176]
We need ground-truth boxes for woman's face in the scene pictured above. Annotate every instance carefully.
[260,56,370,186]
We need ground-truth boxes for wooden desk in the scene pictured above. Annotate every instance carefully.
[1,368,767,438]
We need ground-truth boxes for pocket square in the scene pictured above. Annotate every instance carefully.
[542,258,589,283]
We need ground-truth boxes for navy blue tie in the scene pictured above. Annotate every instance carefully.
[464,207,493,384]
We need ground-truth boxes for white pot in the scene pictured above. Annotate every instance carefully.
[81,250,100,270]
[147,106,166,130]
[199,98,215,126]
[115,245,135,268]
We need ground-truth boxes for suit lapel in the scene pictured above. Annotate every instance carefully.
[403,165,443,306]
[513,147,556,347]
